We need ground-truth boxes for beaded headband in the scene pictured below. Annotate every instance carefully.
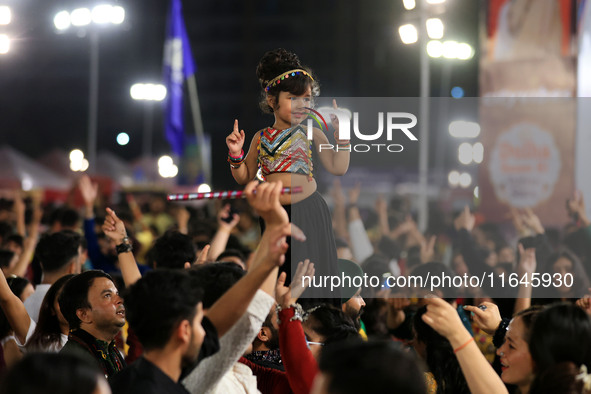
[264,69,314,92]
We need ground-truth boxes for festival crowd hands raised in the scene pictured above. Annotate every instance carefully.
[2,155,591,394]
[422,296,509,394]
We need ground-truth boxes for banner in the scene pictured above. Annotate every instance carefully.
[163,0,196,157]
[479,98,575,226]
[478,0,577,227]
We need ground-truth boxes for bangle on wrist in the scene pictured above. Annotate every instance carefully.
[227,154,245,168]
[228,149,245,169]
[228,149,244,159]
[453,337,474,354]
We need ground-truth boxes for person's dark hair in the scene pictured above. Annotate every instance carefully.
[256,48,320,114]
[58,270,113,330]
[414,306,470,394]
[5,234,24,250]
[35,231,81,273]
[529,303,591,383]
[530,361,588,394]
[60,208,81,228]
[0,249,15,269]
[49,207,81,229]
[511,305,543,343]
[189,262,245,308]
[0,221,13,245]
[259,312,280,350]
[0,352,104,394]
[360,298,390,339]
[543,249,591,298]
[188,220,216,242]
[0,276,31,338]
[318,341,426,394]
[149,231,196,269]
[406,245,422,271]
[216,249,246,264]
[27,274,75,351]
[360,254,390,298]
[376,236,402,261]
[305,305,360,347]
[411,262,457,300]
[48,207,65,225]
[124,270,203,351]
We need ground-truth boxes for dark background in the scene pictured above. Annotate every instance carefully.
[0,0,479,189]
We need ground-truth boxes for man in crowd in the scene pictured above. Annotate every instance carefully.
[148,231,197,269]
[109,270,205,393]
[25,231,82,322]
[311,341,425,394]
[339,259,366,333]
[245,310,282,371]
[58,270,126,378]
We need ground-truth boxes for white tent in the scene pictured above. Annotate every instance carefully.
[96,151,134,187]
[37,149,75,181]
[0,146,71,190]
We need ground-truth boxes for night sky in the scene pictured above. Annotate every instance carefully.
[0,0,479,189]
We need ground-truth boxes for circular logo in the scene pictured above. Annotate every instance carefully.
[488,123,561,207]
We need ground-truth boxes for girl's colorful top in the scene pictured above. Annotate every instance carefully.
[257,125,313,180]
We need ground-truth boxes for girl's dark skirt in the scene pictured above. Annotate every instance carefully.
[260,191,340,307]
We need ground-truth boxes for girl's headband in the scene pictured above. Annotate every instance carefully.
[264,69,314,92]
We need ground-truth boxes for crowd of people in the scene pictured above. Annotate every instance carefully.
[0,172,588,394]
[0,47,589,393]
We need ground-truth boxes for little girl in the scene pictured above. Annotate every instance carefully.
[226,48,350,303]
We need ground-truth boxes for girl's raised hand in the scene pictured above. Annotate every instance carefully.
[226,119,245,155]
[331,99,348,144]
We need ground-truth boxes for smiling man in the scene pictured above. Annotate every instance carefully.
[58,270,127,378]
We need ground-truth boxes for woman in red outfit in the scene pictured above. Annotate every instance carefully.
[241,260,359,394]
[275,266,359,394]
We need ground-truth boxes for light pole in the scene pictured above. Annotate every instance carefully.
[130,83,167,160]
[398,0,474,231]
[53,5,126,173]
[418,0,430,233]
[0,5,11,55]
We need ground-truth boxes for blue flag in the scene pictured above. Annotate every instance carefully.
[163,0,195,157]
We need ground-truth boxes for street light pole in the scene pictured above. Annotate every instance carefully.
[142,102,154,160]
[130,83,167,161]
[54,5,125,172]
[87,29,99,174]
[400,0,474,230]
[418,0,430,232]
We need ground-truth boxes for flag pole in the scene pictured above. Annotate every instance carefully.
[186,74,211,184]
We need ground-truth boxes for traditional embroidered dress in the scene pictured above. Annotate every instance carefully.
[257,125,313,180]
[256,124,340,306]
